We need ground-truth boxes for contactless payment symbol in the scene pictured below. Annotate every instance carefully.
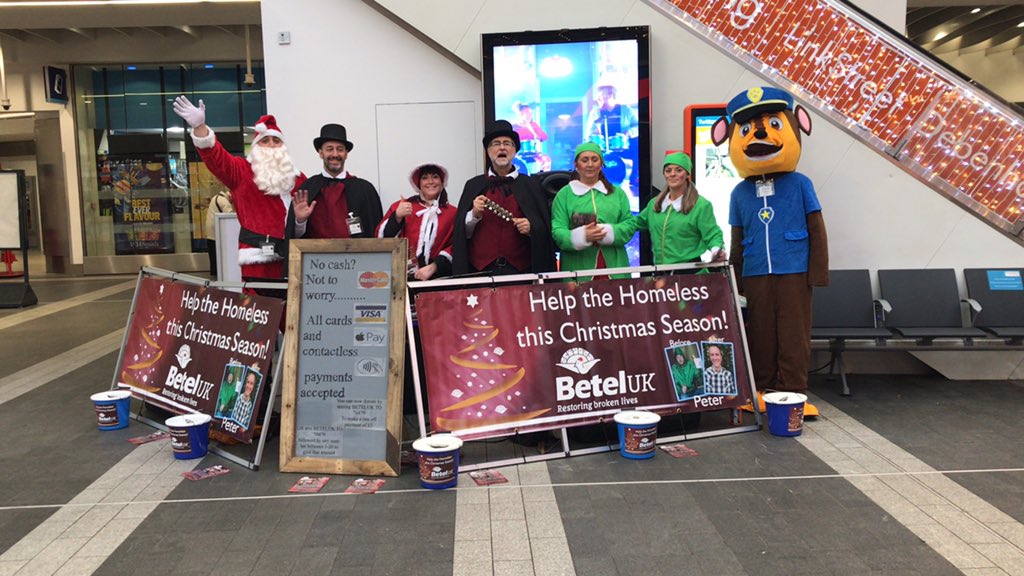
[758,207,774,224]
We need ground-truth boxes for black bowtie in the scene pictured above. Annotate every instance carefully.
[488,175,515,195]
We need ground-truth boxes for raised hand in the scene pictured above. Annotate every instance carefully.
[293,189,317,223]
[172,95,206,128]
[395,200,413,221]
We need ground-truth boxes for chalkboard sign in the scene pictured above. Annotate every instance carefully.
[280,239,407,476]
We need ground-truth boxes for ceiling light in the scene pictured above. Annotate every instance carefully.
[1018,22,1024,28]
[934,31,947,41]
[971,8,981,14]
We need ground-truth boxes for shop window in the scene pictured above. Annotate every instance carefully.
[74,63,267,260]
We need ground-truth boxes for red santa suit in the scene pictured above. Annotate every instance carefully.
[376,164,456,277]
[191,115,306,280]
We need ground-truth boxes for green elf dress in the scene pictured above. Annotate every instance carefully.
[551,180,638,281]
[636,193,724,265]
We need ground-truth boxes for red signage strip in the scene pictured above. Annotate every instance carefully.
[415,274,752,439]
[657,0,1023,230]
[117,276,283,443]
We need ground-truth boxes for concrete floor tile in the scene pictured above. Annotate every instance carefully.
[53,555,106,576]
[0,561,27,576]
[961,569,1011,576]
[453,539,492,576]
[973,543,1024,574]
[530,538,575,576]
[493,560,534,576]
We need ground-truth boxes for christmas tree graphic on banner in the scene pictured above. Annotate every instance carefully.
[435,292,550,431]
[120,280,172,392]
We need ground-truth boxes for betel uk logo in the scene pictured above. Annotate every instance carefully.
[554,346,655,403]
[555,347,601,374]
[175,344,193,368]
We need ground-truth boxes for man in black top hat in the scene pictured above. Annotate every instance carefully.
[452,120,555,276]
[286,124,383,244]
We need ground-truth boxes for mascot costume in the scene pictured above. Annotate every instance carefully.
[711,87,828,416]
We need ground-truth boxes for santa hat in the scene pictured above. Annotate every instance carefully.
[252,115,285,146]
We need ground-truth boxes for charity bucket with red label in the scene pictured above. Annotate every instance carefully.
[91,390,132,431]
[165,414,212,459]
[763,392,807,437]
[412,434,464,489]
[613,410,661,459]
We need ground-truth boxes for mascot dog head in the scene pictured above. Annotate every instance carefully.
[711,87,812,179]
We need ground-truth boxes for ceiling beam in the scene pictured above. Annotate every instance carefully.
[0,30,26,43]
[66,27,96,40]
[0,3,261,30]
[175,25,200,39]
[19,28,61,44]
[213,25,242,38]
[139,26,166,38]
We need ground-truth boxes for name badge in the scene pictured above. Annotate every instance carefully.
[756,179,775,198]
[347,212,363,236]
[260,239,276,256]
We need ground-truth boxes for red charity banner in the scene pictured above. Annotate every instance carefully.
[416,273,752,439]
[117,276,283,443]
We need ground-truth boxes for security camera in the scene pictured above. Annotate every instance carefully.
[243,73,256,87]
[1,99,10,111]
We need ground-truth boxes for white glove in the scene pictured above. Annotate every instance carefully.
[173,95,206,128]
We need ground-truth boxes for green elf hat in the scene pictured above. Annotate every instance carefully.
[663,150,692,173]
[574,141,603,160]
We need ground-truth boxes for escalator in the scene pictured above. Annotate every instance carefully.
[646,0,1024,244]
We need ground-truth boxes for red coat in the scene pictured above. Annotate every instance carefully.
[376,197,456,265]
[195,131,306,278]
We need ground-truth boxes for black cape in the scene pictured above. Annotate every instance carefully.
[283,174,384,263]
[452,173,556,276]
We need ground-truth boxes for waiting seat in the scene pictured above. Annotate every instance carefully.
[811,269,891,395]
[964,268,1024,343]
[877,269,988,343]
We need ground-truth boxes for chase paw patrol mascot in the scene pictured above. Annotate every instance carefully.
[712,87,829,409]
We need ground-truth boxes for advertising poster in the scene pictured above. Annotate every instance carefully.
[117,276,283,443]
[104,158,175,255]
[416,273,751,439]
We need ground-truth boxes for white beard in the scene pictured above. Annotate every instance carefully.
[250,143,298,197]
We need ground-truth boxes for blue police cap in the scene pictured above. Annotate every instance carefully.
[726,87,794,124]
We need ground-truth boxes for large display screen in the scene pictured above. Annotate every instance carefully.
[686,105,743,251]
[483,26,651,267]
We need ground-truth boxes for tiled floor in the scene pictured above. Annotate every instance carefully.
[2,275,1023,575]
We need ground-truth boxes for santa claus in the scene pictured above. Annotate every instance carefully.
[173,95,306,280]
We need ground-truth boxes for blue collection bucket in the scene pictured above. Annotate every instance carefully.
[764,392,807,437]
[613,410,661,459]
[91,390,131,431]
[165,414,212,459]
[412,434,463,489]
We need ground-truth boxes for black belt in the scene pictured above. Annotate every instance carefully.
[484,257,522,274]
[238,226,286,258]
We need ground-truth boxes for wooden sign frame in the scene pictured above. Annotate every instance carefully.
[280,238,407,476]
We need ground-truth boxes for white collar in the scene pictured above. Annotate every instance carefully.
[322,170,348,180]
[487,167,519,179]
[659,193,683,213]
[568,180,608,196]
